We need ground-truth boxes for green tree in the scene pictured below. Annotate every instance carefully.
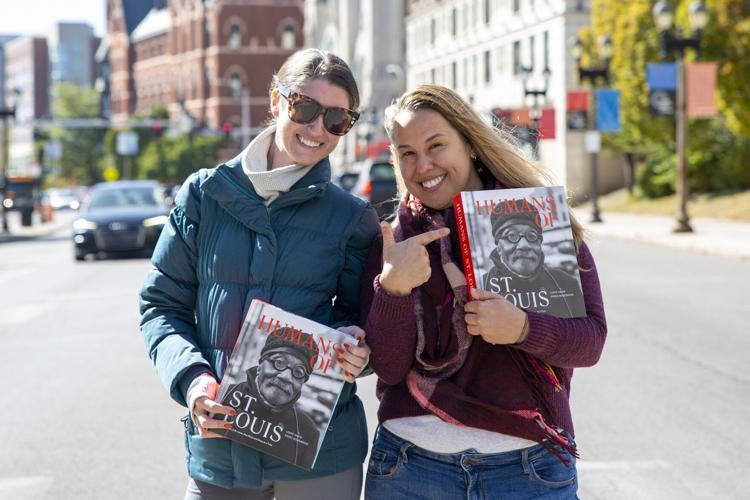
[49,83,105,184]
[589,0,750,196]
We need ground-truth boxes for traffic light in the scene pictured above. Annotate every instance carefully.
[151,121,164,138]
[223,122,233,141]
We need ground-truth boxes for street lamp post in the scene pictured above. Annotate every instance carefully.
[1,104,17,234]
[572,35,613,223]
[521,65,550,161]
[652,0,708,233]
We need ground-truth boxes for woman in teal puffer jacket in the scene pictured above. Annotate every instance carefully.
[139,49,380,500]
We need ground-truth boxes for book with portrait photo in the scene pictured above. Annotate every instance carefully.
[453,186,586,318]
[213,299,358,470]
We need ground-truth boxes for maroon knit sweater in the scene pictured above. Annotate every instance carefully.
[360,209,607,441]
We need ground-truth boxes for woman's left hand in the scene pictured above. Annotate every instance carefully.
[464,288,528,345]
[336,325,371,383]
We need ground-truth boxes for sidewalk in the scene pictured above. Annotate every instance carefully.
[573,210,750,260]
[0,210,75,244]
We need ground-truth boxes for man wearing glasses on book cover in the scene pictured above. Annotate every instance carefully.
[482,200,584,318]
[221,328,321,468]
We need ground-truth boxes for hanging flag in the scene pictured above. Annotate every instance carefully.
[567,90,589,130]
[596,89,621,132]
[647,63,677,90]
[686,62,717,118]
[511,108,531,126]
[567,90,589,111]
[538,108,556,139]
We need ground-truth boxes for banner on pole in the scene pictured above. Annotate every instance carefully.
[567,90,589,111]
[648,90,676,117]
[538,108,556,139]
[647,63,677,90]
[596,89,621,132]
[686,62,717,118]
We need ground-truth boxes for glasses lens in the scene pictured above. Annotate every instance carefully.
[269,358,307,379]
[502,231,521,244]
[291,365,308,379]
[323,108,355,135]
[525,231,540,242]
[288,96,321,124]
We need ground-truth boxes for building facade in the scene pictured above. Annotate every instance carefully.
[3,36,49,175]
[304,0,406,171]
[48,23,97,89]
[108,0,304,142]
[405,0,622,199]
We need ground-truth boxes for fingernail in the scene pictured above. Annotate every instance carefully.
[224,424,232,429]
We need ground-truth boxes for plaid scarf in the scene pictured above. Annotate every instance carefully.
[394,197,577,463]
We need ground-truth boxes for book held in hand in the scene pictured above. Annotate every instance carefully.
[214,299,357,470]
[453,186,586,318]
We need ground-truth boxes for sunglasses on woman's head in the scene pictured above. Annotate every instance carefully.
[277,85,359,136]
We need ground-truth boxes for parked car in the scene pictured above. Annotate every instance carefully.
[351,158,398,220]
[72,180,168,261]
[46,188,81,210]
[334,172,359,192]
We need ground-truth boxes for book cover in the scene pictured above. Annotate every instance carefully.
[214,299,357,470]
[453,186,586,318]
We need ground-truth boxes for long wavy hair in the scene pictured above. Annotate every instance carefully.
[384,84,584,247]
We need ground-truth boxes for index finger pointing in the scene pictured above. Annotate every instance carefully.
[411,227,450,246]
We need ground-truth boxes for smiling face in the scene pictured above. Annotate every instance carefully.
[269,78,351,169]
[256,351,307,407]
[495,222,543,277]
[391,108,483,209]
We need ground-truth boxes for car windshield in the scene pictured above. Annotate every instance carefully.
[369,163,396,180]
[87,187,162,210]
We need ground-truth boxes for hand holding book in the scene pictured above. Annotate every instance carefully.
[463,287,528,345]
[379,221,450,296]
[188,373,236,438]
[335,325,371,383]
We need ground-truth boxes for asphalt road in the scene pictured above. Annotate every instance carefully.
[1,225,748,499]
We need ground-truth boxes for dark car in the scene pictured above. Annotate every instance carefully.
[334,172,359,192]
[352,159,398,220]
[72,180,168,261]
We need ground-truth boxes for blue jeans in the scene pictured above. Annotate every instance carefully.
[364,426,578,500]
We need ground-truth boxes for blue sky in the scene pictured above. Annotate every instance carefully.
[0,0,106,37]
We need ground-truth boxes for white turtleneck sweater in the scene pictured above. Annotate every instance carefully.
[240,126,316,204]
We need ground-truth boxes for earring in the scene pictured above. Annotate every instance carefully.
[470,152,477,160]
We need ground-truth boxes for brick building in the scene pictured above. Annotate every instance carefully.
[107,0,304,135]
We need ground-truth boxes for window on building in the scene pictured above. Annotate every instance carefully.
[228,24,241,50]
[431,68,436,84]
[512,40,521,75]
[451,61,457,89]
[228,73,242,99]
[463,58,468,88]
[451,8,457,37]
[430,17,436,45]
[513,0,520,14]
[543,31,549,71]
[484,50,491,83]
[281,25,296,50]
[529,35,535,71]
[484,0,491,24]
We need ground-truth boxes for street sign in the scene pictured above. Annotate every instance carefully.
[103,165,120,182]
[596,89,621,132]
[116,131,139,156]
[585,131,601,153]
[45,140,63,161]
[648,89,676,117]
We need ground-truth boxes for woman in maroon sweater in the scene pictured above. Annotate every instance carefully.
[360,85,607,500]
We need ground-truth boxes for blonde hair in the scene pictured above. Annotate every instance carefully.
[384,84,584,247]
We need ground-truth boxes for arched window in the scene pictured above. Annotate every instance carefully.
[280,25,296,51]
[228,73,242,99]
[228,24,241,49]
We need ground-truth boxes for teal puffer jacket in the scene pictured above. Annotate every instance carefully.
[139,156,380,488]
